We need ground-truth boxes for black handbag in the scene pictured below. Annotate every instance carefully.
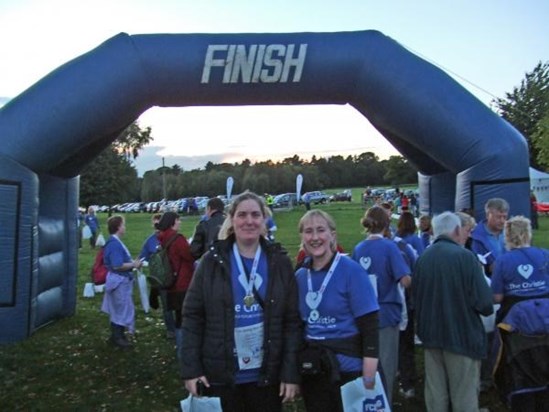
[298,343,326,375]
[297,342,341,382]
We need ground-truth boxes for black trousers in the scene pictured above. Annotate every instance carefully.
[301,371,361,412]
[511,389,549,412]
[398,309,417,390]
[203,382,282,412]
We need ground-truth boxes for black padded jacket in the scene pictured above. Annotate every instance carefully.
[180,236,302,386]
[189,211,226,260]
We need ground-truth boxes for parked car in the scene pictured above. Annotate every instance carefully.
[329,189,352,202]
[273,193,297,208]
[302,191,330,205]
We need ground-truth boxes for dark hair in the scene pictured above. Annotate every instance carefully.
[380,202,392,211]
[361,206,389,234]
[396,212,417,236]
[208,197,225,212]
[155,211,180,231]
[107,215,124,235]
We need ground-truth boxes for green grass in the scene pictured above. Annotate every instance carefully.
[1,201,548,411]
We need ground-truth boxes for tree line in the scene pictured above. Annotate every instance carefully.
[138,153,418,202]
[81,146,418,207]
[80,61,549,207]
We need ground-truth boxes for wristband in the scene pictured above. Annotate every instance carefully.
[363,375,375,384]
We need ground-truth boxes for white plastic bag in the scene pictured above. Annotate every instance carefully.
[479,274,500,333]
[83,282,95,298]
[94,284,105,293]
[95,233,106,247]
[180,394,222,412]
[136,271,150,313]
[398,284,408,331]
[82,225,92,240]
[340,372,391,412]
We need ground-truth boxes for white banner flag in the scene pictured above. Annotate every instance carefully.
[226,176,234,200]
[296,174,303,202]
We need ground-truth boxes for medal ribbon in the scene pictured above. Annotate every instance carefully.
[233,243,262,298]
[306,252,341,310]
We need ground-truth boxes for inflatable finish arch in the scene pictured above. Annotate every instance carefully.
[0,31,529,343]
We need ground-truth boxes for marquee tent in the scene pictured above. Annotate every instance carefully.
[530,167,549,203]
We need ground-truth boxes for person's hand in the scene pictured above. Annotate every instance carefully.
[184,376,209,397]
[133,258,143,269]
[362,375,376,390]
[362,357,378,390]
[279,382,299,402]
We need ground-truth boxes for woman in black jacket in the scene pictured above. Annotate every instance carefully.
[181,191,301,412]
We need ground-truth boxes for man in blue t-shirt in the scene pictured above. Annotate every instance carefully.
[470,198,509,392]
[471,198,509,277]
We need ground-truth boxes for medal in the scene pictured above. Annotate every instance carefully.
[244,295,255,308]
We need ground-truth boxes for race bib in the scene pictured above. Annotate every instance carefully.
[234,322,264,370]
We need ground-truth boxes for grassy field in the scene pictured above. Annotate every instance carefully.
[1,194,547,411]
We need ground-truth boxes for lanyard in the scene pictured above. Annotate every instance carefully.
[113,235,131,258]
[233,243,262,298]
[306,252,341,310]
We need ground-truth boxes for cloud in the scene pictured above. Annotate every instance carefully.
[132,145,230,176]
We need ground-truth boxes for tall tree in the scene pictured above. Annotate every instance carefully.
[79,148,138,207]
[80,121,152,206]
[382,155,418,186]
[494,61,549,168]
[532,111,549,169]
[114,122,153,158]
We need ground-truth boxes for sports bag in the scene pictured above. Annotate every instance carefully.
[91,247,108,285]
[148,234,180,289]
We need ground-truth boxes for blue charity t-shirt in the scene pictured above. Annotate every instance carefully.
[471,221,506,267]
[401,233,425,256]
[295,255,379,372]
[230,250,268,384]
[104,235,133,276]
[85,214,99,233]
[352,238,410,328]
[492,247,549,298]
[486,227,505,260]
[138,232,160,261]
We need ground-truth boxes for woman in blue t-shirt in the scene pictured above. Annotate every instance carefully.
[101,215,143,348]
[352,206,411,408]
[181,191,300,412]
[492,215,549,320]
[296,210,379,412]
[84,206,100,249]
[491,215,549,410]
[396,211,425,256]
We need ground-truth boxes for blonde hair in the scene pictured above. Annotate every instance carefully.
[418,215,432,232]
[298,209,337,252]
[218,191,268,240]
[504,215,532,250]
